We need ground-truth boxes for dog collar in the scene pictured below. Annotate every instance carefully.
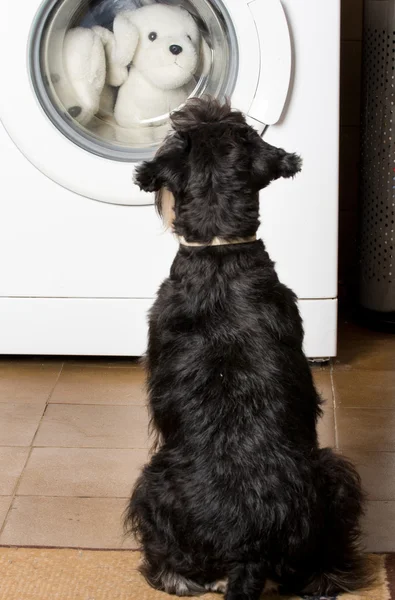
[178,235,257,247]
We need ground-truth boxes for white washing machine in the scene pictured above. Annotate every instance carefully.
[0,0,340,358]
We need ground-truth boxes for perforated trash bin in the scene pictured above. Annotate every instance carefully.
[359,0,395,327]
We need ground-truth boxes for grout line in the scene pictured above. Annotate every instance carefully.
[334,368,395,374]
[322,406,395,411]
[3,445,395,452]
[330,360,337,409]
[44,402,147,407]
[0,445,149,449]
[0,447,148,452]
[31,362,65,447]
[0,544,140,552]
[0,402,147,407]
[330,361,339,449]
[64,363,142,368]
[12,495,131,499]
[0,363,65,539]
[0,457,27,538]
[0,449,30,532]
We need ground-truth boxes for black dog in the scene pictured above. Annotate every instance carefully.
[125,98,371,599]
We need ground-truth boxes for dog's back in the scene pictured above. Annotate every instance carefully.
[126,98,372,599]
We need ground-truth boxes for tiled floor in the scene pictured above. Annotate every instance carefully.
[0,318,394,551]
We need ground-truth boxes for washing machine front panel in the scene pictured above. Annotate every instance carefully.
[258,0,341,299]
[246,0,292,127]
[0,0,340,357]
[0,0,273,206]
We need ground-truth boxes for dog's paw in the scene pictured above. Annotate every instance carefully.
[205,579,228,594]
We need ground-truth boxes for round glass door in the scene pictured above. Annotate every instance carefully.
[29,0,238,162]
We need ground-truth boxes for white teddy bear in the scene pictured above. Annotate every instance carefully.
[110,4,211,129]
[51,3,211,144]
[49,3,211,144]
[48,25,120,126]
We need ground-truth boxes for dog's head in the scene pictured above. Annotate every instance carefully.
[135,97,302,243]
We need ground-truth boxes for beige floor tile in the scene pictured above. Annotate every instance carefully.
[0,357,63,368]
[0,361,62,404]
[362,501,395,552]
[34,404,149,449]
[68,357,141,368]
[337,408,395,451]
[333,369,395,409]
[341,450,395,501]
[312,370,336,447]
[0,497,12,529]
[18,447,148,498]
[312,369,334,407]
[0,496,137,549]
[317,408,336,448]
[0,448,29,496]
[335,320,395,371]
[50,365,146,405]
[0,404,45,446]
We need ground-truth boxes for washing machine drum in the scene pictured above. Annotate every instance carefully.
[31,0,238,161]
[0,0,291,205]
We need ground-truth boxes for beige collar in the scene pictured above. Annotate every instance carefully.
[178,235,257,247]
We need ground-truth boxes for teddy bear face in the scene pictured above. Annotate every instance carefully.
[130,4,201,90]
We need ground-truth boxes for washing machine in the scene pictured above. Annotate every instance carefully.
[0,0,340,358]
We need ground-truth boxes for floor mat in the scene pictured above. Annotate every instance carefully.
[0,548,390,600]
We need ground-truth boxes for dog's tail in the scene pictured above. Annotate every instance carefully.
[225,562,268,600]
[302,549,376,597]
[301,448,376,596]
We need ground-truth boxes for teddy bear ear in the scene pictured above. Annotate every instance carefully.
[112,10,139,67]
[92,26,127,87]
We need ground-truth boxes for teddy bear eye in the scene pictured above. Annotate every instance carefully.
[187,35,192,41]
[148,32,157,41]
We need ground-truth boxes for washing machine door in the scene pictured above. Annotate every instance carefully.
[0,0,291,206]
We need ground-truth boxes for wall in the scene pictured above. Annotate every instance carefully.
[339,0,363,300]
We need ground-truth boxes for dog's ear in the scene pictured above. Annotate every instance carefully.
[134,158,164,193]
[251,135,302,190]
[134,133,188,193]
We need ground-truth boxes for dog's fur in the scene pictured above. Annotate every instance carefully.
[125,98,372,599]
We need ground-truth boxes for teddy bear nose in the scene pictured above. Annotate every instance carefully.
[169,44,183,56]
[68,106,82,118]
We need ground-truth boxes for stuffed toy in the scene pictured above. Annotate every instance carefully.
[49,26,120,126]
[50,3,211,144]
[111,4,211,133]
